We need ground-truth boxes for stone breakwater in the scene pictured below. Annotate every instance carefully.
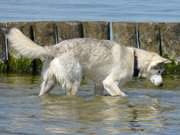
[0,21,179,74]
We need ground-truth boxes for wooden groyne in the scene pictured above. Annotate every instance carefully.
[0,21,180,74]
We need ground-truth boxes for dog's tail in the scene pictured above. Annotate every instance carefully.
[2,27,54,59]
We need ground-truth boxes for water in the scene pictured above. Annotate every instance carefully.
[0,0,180,22]
[0,74,180,135]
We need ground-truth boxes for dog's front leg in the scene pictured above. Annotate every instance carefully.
[103,76,127,97]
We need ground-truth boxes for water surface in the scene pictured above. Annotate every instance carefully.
[0,0,180,22]
[0,74,180,135]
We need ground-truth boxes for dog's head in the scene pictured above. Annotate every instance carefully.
[145,54,171,87]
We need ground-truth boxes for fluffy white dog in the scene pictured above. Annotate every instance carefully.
[3,28,170,96]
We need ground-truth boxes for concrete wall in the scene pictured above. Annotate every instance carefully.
[0,21,179,74]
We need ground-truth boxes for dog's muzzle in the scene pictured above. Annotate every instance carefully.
[150,75,163,87]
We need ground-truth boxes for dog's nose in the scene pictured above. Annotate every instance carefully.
[159,83,163,87]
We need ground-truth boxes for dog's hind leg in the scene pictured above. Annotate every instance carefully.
[71,81,80,96]
[66,81,80,96]
[39,69,56,96]
[39,79,55,96]
[103,76,127,97]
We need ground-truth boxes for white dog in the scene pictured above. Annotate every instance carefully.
[4,28,170,96]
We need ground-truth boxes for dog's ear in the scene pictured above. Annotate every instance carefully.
[0,27,10,35]
[161,58,171,64]
[148,56,171,71]
[153,56,171,66]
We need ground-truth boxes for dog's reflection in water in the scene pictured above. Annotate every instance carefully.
[40,95,162,134]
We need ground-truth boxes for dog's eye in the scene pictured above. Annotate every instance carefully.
[158,69,164,74]
[152,65,159,70]
[152,63,164,70]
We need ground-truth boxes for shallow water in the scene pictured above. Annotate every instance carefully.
[0,74,180,135]
[0,0,180,22]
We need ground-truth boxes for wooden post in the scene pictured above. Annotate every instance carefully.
[112,22,136,47]
[138,23,160,53]
[56,22,83,40]
[32,22,55,46]
[30,22,56,73]
[82,22,109,39]
[160,23,180,59]
[0,23,7,72]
